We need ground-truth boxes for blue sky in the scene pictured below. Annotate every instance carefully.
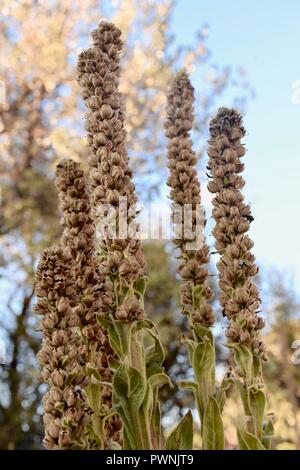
[171,0,300,289]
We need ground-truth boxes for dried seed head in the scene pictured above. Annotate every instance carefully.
[208,107,266,362]
[166,71,215,327]
[34,246,90,449]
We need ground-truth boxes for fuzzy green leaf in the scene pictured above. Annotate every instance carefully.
[192,341,215,379]
[128,366,147,409]
[202,396,224,450]
[193,323,214,343]
[180,380,198,393]
[133,276,147,297]
[182,337,196,365]
[262,415,274,450]
[145,335,165,377]
[107,323,123,358]
[237,417,266,450]
[148,372,173,391]
[165,410,193,450]
[113,365,129,401]
[233,344,253,382]
[249,389,266,439]
[151,400,162,449]
[215,377,232,413]
[230,378,250,415]
[192,340,215,415]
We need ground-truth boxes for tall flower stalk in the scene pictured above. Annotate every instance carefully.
[207,107,273,449]
[34,246,91,449]
[55,158,122,449]
[165,71,224,449]
[77,21,169,450]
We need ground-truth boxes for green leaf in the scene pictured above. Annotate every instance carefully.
[133,276,147,297]
[148,372,173,391]
[202,396,224,450]
[134,319,154,332]
[85,382,102,416]
[230,378,250,415]
[215,377,232,413]
[145,334,165,377]
[128,366,147,409]
[107,323,123,358]
[111,320,134,357]
[107,355,120,372]
[249,389,266,439]
[237,417,266,450]
[192,341,215,381]
[192,341,215,416]
[113,365,129,402]
[262,415,274,450]
[233,344,253,382]
[151,400,162,449]
[193,323,214,343]
[180,380,198,393]
[182,337,196,365]
[253,354,263,379]
[165,410,193,450]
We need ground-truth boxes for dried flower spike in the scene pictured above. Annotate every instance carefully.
[166,70,214,328]
[34,246,90,450]
[55,158,122,448]
[208,108,265,358]
[77,21,168,450]
[166,71,223,450]
[77,21,145,322]
[208,107,273,449]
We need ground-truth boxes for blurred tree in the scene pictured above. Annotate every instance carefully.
[263,275,300,450]
[0,0,252,449]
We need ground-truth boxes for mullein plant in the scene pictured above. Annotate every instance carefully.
[207,108,274,449]
[55,158,122,449]
[34,246,91,449]
[34,20,273,451]
[35,159,121,449]
[76,21,171,450]
[165,71,224,450]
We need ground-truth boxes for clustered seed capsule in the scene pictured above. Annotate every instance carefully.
[207,107,266,359]
[34,246,90,450]
[55,158,122,447]
[165,71,214,327]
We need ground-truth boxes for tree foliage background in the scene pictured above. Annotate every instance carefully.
[0,0,299,450]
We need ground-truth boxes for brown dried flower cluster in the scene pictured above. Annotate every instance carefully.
[166,71,214,327]
[34,246,90,450]
[207,107,265,358]
[55,159,108,379]
[55,158,122,446]
[77,21,145,323]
